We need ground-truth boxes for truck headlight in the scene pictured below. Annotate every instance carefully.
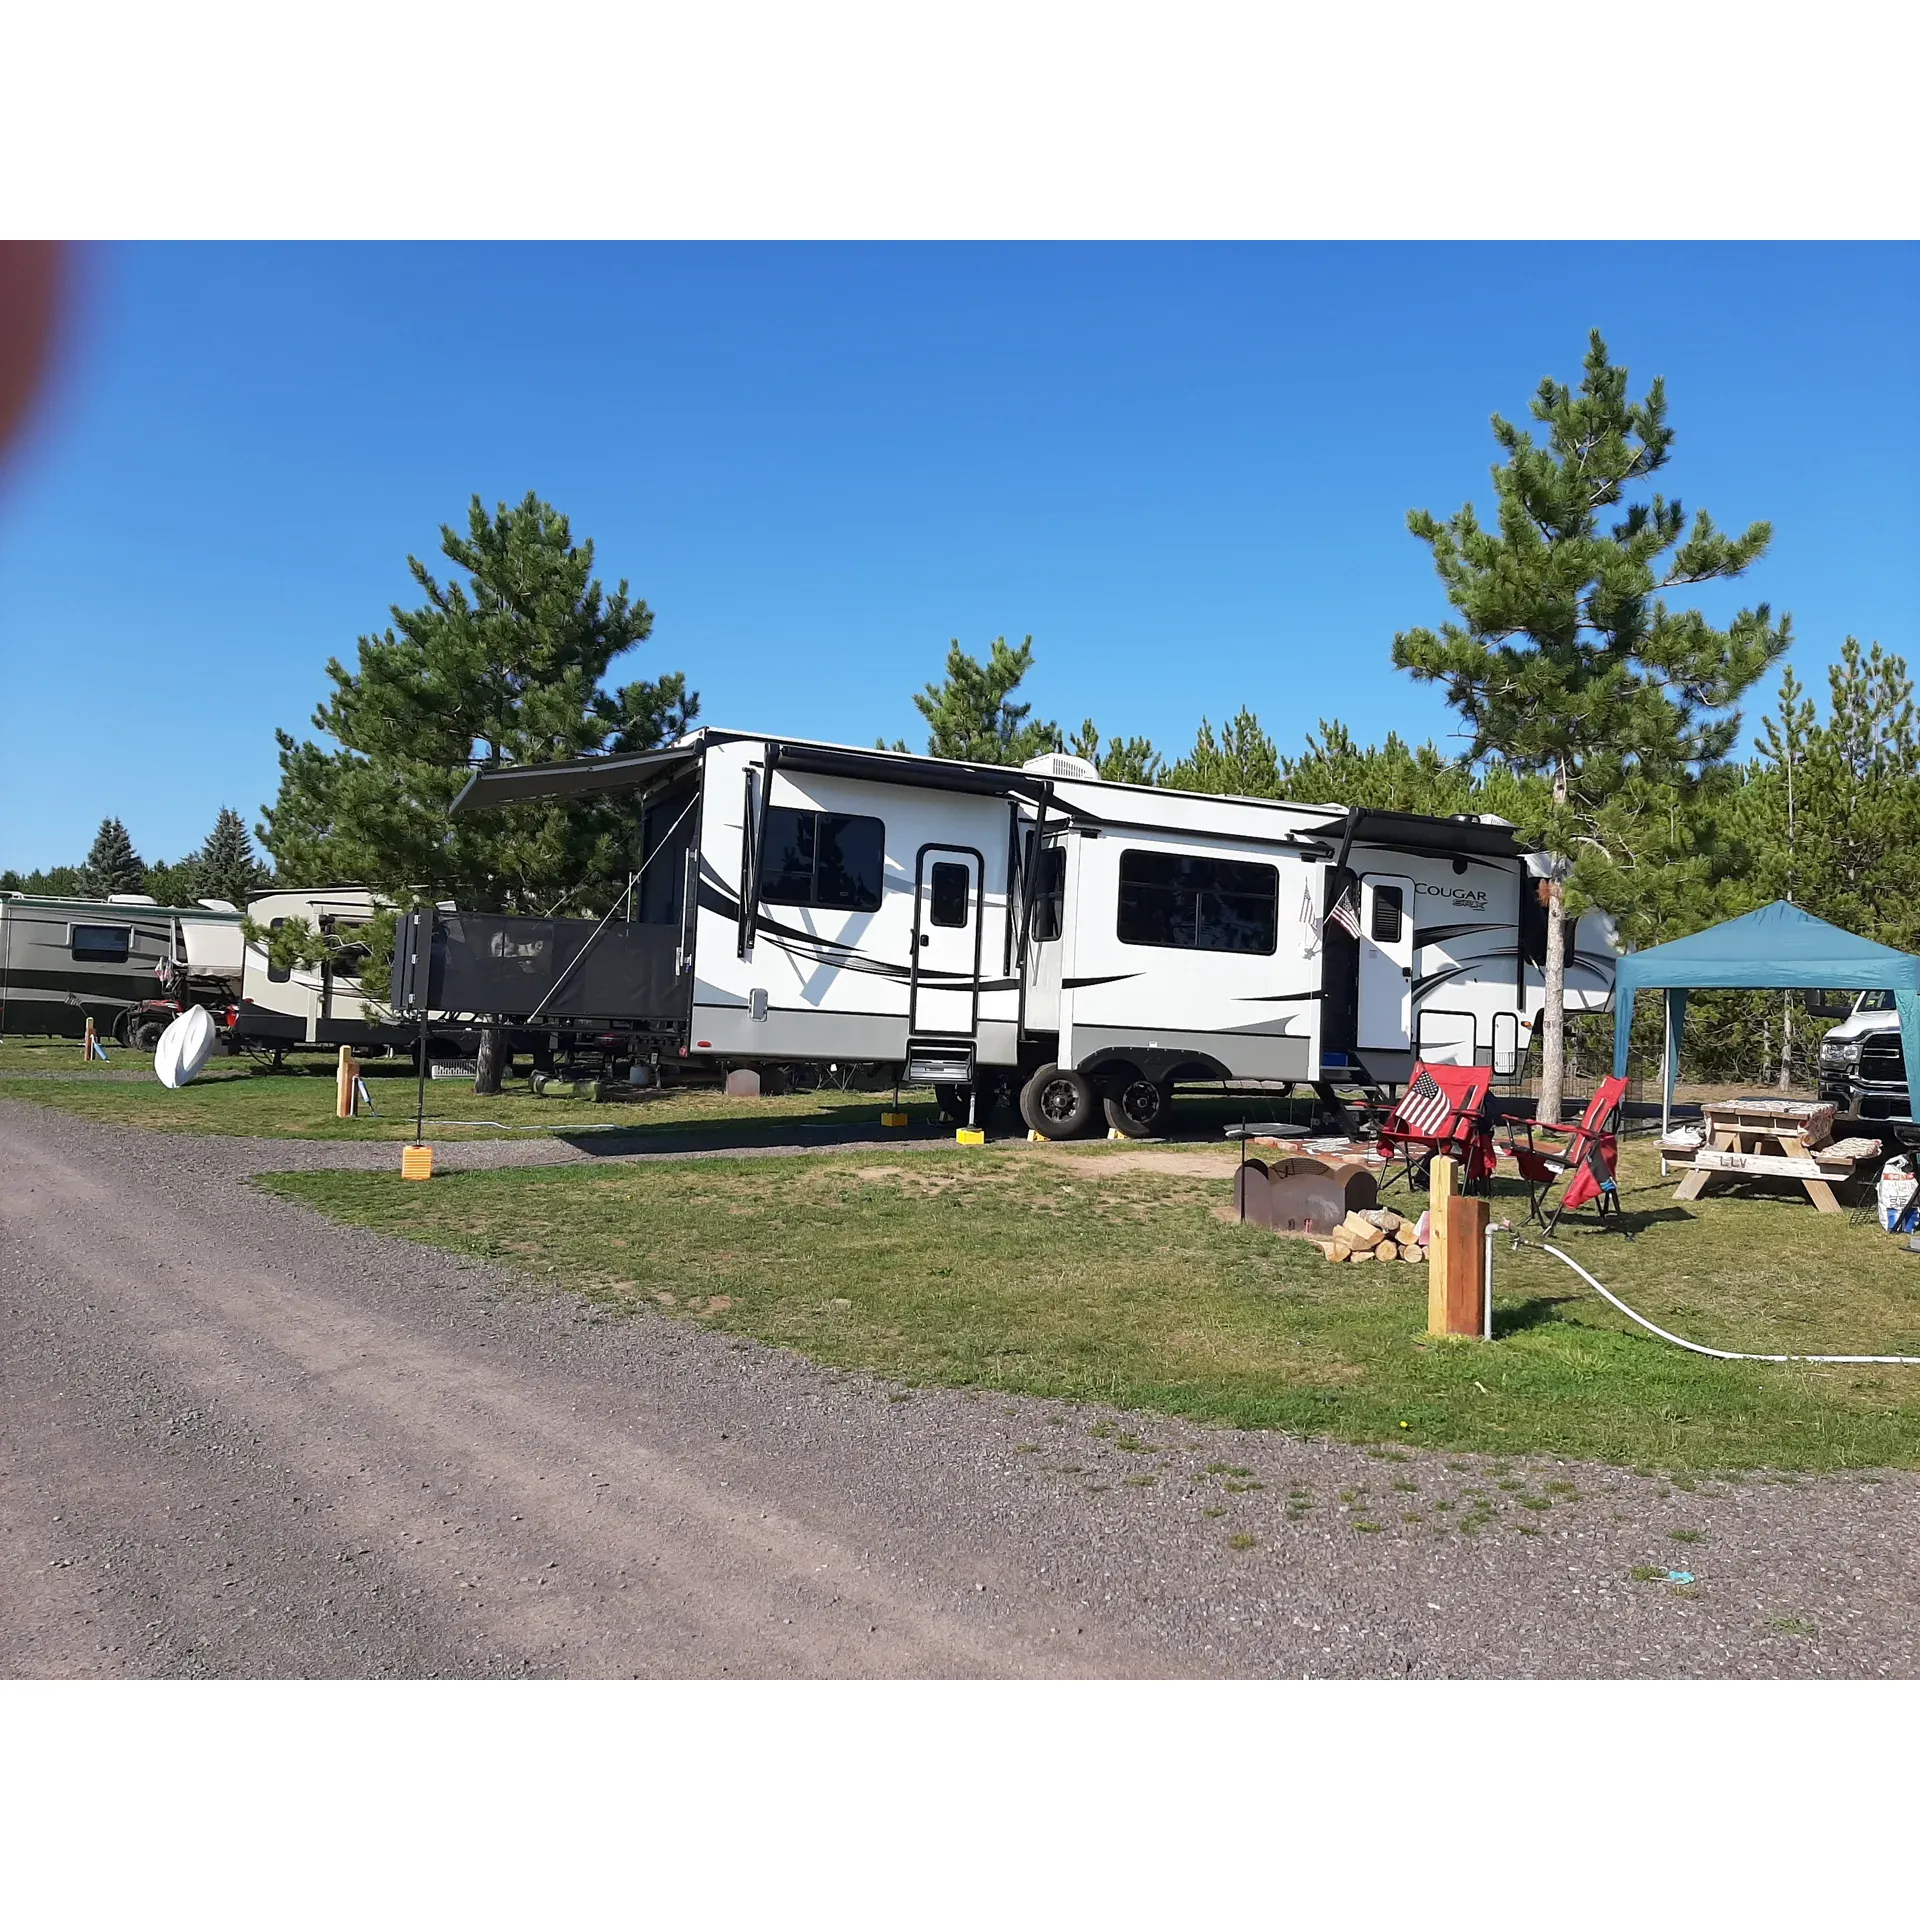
[1820,1040,1863,1065]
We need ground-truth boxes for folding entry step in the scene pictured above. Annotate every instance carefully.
[904,1041,975,1085]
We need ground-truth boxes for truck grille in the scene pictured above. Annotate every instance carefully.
[1857,1031,1907,1088]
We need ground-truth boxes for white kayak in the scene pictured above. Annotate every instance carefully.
[153,1004,218,1088]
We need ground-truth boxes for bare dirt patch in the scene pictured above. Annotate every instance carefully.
[1037,1148,1241,1182]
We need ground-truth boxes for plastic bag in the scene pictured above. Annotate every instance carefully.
[1878,1156,1918,1234]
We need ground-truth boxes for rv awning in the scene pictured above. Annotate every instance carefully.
[1343,808,1523,862]
[773,743,1048,800]
[450,745,701,814]
[1610,901,1920,1116]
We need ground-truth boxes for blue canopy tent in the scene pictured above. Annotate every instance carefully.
[1611,901,1920,1132]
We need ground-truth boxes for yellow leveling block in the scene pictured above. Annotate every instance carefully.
[955,1128,985,1146]
[881,1110,910,1129]
[401,1145,435,1180]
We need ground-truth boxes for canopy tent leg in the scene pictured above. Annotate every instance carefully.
[1662,991,1672,1141]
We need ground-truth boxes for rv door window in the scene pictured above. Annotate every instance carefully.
[1369,886,1404,943]
[928,861,970,928]
[761,806,885,912]
[1029,844,1066,942]
[267,917,290,984]
[70,924,132,964]
[1117,850,1278,954]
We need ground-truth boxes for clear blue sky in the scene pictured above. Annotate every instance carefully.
[2,242,1914,873]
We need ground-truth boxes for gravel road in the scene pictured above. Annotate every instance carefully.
[3,1099,1914,1677]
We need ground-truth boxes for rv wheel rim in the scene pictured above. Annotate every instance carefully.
[1120,1080,1161,1125]
[1039,1079,1079,1121]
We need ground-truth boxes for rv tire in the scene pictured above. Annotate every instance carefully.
[1102,1075,1170,1139]
[1019,1065,1097,1141]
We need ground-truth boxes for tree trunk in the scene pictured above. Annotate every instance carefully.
[1537,877,1568,1127]
[472,1019,506,1097]
[1778,995,1794,1091]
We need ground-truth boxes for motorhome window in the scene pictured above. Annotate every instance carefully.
[267,917,290,984]
[1030,844,1066,943]
[70,924,131,964]
[1117,851,1278,954]
[1369,886,1404,943]
[760,806,884,911]
[929,861,970,928]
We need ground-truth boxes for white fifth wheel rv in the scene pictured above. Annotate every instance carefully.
[231,886,409,1055]
[402,729,1616,1136]
[0,892,245,1044]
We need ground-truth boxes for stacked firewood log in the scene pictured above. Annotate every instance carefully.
[1318,1208,1426,1264]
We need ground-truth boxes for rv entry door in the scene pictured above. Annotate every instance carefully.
[1356,873,1412,1050]
[910,845,984,1036]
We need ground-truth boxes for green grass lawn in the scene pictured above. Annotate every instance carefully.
[0,1039,939,1142]
[260,1138,1920,1471]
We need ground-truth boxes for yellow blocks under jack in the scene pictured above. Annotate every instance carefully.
[401,1144,435,1180]
[954,1127,985,1146]
[881,1110,910,1129]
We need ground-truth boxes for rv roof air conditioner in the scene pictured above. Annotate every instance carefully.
[1020,752,1100,780]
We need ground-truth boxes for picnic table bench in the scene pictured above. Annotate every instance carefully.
[1662,1096,1881,1215]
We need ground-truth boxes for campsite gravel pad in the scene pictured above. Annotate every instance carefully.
[3,1097,1916,1679]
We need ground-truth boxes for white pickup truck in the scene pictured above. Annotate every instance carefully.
[1816,990,1908,1122]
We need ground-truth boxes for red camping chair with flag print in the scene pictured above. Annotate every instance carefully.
[1375,1064,1497,1196]
[1502,1074,1628,1233]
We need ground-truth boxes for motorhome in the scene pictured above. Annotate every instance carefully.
[231,886,408,1055]
[397,729,1617,1135]
[0,892,244,1044]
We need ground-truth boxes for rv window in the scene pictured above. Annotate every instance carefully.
[928,861,970,928]
[1369,886,1404,944]
[329,926,369,981]
[1116,851,1278,955]
[267,917,290,984]
[760,806,885,912]
[1030,844,1066,943]
[70,924,132,964]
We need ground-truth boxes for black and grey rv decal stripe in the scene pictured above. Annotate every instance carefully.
[1413,920,1518,949]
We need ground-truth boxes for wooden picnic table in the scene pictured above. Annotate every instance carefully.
[1664,1096,1881,1215]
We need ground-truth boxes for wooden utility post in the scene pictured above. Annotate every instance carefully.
[336,1045,358,1120]
[1426,1155,1489,1338]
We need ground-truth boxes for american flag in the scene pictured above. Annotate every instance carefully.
[1327,879,1361,940]
[1394,1068,1453,1137]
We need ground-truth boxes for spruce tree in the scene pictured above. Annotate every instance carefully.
[82,818,146,897]
[1393,331,1790,1121]
[193,806,271,906]
[260,493,694,912]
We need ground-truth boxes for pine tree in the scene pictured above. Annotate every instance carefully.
[82,818,146,897]
[898,637,1062,764]
[1065,721,1163,785]
[260,493,694,912]
[193,806,271,906]
[1392,331,1790,1121]
[1163,709,1283,797]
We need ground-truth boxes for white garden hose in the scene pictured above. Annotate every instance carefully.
[1512,1234,1920,1365]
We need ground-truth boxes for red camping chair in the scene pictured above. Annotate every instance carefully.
[1503,1075,1629,1233]
[1375,1064,1496,1196]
